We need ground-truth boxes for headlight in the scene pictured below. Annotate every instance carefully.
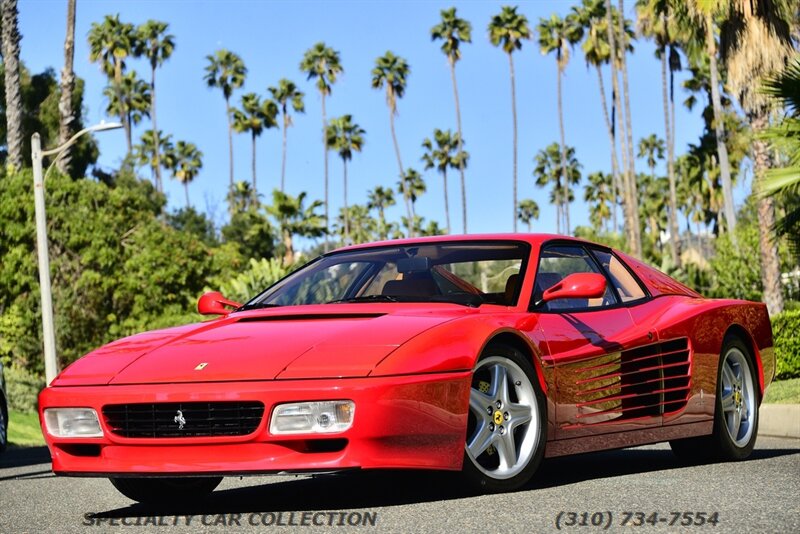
[270,400,355,435]
[44,408,103,438]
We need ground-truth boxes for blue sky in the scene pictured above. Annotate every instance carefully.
[20,0,747,236]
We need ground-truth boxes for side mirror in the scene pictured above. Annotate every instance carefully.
[541,273,607,303]
[197,291,242,316]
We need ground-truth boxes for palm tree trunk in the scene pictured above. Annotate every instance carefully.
[151,64,162,193]
[605,0,633,249]
[595,65,620,234]
[449,56,467,234]
[251,132,257,200]
[283,229,294,266]
[387,93,410,237]
[321,91,330,251]
[705,12,736,238]
[442,168,451,234]
[1,0,22,170]
[751,112,784,316]
[226,96,234,189]
[56,0,76,175]
[343,158,349,243]
[184,182,190,207]
[617,0,641,259]
[557,62,570,235]
[659,46,680,268]
[115,60,132,154]
[508,52,519,232]
[281,112,288,192]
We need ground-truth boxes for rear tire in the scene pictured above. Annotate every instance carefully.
[670,336,759,462]
[109,476,223,504]
[461,343,546,492]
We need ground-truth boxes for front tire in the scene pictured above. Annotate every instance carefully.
[109,476,223,504]
[462,343,546,492]
[670,336,759,462]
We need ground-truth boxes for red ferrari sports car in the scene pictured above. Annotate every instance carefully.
[39,234,775,503]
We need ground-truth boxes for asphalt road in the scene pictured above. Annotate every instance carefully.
[0,436,798,534]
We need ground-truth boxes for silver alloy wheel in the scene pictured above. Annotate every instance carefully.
[720,347,755,448]
[466,356,538,480]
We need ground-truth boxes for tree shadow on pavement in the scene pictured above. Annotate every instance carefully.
[89,445,799,519]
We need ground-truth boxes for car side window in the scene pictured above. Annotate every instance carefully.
[591,250,647,303]
[534,245,616,311]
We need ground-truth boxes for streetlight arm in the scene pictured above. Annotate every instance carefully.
[41,122,123,157]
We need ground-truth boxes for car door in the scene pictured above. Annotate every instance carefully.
[532,243,659,440]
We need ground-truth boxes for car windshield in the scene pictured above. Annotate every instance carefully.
[241,241,530,309]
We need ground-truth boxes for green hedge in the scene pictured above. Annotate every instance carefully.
[4,364,44,413]
[773,310,800,380]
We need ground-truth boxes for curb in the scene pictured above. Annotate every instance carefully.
[759,404,800,439]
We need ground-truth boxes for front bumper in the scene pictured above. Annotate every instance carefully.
[39,372,471,476]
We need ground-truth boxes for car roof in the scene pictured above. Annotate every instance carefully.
[331,233,587,254]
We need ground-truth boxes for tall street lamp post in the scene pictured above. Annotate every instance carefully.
[32,122,122,385]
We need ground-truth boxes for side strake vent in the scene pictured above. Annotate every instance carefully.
[572,338,691,425]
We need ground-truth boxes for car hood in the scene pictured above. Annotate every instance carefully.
[53,306,463,386]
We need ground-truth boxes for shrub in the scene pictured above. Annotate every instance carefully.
[772,310,800,380]
[4,364,44,413]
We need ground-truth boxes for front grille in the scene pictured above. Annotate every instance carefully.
[572,338,692,424]
[102,401,265,438]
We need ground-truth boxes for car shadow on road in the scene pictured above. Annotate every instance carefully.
[89,445,799,519]
[0,446,51,470]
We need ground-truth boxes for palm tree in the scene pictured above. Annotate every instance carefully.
[367,186,396,240]
[135,129,174,187]
[326,115,365,244]
[227,180,258,214]
[517,199,540,232]
[1,0,22,169]
[88,14,138,153]
[398,167,426,226]
[422,129,468,234]
[636,0,686,267]
[573,0,632,235]
[204,49,247,189]
[719,1,794,316]
[300,42,343,249]
[637,134,665,192]
[432,7,472,233]
[170,141,203,207]
[232,93,278,198]
[136,20,175,196]
[56,0,77,174]
[534,142,582,234]
[266,189,326,264]
[371,51,411,234]
[488,6,532,232]
[760,56,800,255]
[584,171,614,233]
[103,71,151,148]
[537,12,583,234]
[336,204,376,245]
[268,79,305,192]
[680,2,737,239]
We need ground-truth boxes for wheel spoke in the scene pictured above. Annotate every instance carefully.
[729,409,742,437]
[720,390,736,413]
[495,429,517,470]
[507,401,532,430]
[490,364,509,403]
[721,361,736,388]
[469,388,492,419]
[467,421,494,458]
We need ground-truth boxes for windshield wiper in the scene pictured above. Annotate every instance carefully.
[428,293,484,307]
[236,302,283,311]
[326,294,400,304]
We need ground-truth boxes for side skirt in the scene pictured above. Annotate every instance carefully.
[544,421,712,458]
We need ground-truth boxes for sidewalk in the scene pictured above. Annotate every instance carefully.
[760,404,800,439]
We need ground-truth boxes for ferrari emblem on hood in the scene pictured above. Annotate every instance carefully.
[194,362,208,370]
